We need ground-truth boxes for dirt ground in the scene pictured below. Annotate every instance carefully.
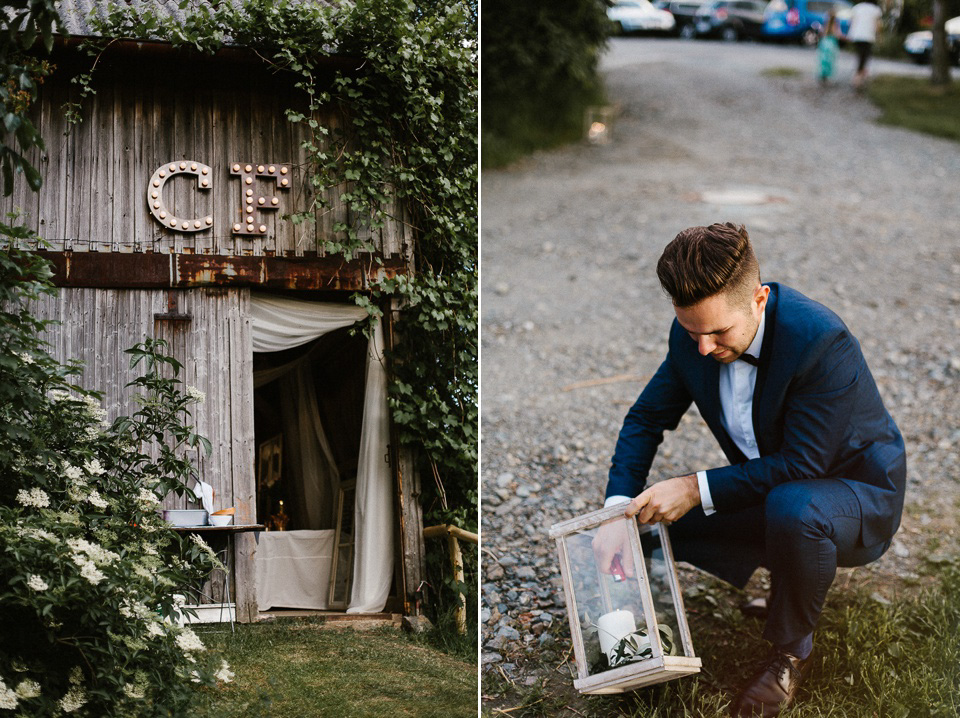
[480,38,960,709]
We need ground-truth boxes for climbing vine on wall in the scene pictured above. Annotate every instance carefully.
[71,0,478,531]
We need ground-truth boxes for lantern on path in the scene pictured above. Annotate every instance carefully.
[549,504,701,694]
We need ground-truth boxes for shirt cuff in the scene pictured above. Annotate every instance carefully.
[696,471,716,515]
[604,495,633,509]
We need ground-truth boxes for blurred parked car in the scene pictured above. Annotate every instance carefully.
[654,0,708,37]
[692,0,770,41]
[903,16,960,65]
[608,0,677,34]
[762,0,852,44]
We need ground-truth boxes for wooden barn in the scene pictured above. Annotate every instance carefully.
[3,1,427,622]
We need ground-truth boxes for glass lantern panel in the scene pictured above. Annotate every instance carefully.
[565,517,654,677]
[638,524,685,658]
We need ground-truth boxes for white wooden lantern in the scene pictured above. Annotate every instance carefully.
[549,504,701,694]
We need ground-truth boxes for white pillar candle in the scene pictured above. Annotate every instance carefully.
[596,609,637,662]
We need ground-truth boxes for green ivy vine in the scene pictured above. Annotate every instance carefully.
[67,0,478,534]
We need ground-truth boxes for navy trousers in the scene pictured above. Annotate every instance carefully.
[667,478,891,646]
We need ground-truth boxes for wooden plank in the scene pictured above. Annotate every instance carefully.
[658,525,697,658]
[397,446,425,614]
[574,658,701,694]
[558,537,589,681]
[194,77,214,254]
[549,503,646,539]
[230,289,258,622]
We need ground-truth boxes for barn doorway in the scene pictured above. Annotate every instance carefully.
[248,295,394,614]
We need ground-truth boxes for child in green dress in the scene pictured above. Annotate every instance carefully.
[817,11,839,84]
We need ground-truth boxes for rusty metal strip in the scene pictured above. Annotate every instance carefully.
[42,252,407,290]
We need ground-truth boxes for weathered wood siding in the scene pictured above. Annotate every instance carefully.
[5,52,408,260]
[30,287,259,620]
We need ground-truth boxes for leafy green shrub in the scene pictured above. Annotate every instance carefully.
[0,247,229,716]
[482,0,610,166]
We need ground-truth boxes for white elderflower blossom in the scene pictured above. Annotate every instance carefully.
[78,561,105,586]
[15,351,34,365]
[189,534,224,570]
[81,395,108,424]
[68,667,83,685]
[123,682,145,699]
[120,599,151,621]
[133,562,154,580]
[86,490,108,510]
[175,627,205,654]
[0,679,17,710]
[137,488,161,507]
[145,621,165,639]
[83,425,101,441]
[59,686,87,713]
[15,526,56,543]
[66,484,87,503]
[63,464,83,481]
[26,575,49,592]
[16,488,50,508]
[15,679,40,699]
[49,389,72,402]
[93,529,117,545]
[215,660,234,684]
[83,458,105,476]
[186,386,206,404]
[67,538,119,565]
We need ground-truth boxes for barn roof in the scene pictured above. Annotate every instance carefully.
[56,0,204,38]
[54,0,332,39]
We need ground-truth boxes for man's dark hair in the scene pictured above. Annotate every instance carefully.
[656,222,760,308]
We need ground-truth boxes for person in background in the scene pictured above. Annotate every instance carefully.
[817,10,840,85]
[847,0,883,89]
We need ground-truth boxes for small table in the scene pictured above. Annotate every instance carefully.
[172,524,265,631]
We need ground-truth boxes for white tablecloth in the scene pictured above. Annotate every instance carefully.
[255,530,335,611]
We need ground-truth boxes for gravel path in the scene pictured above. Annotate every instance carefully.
[480,38,960,689]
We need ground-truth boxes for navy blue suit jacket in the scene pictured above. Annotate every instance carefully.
[606,283,906,549]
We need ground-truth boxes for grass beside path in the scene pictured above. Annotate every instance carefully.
[194,620,477,718]
[868,75,960,143]
[484,564,960,717]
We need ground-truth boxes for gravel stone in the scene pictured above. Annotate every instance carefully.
[482,652,503,666]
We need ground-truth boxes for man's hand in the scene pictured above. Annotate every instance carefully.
[625,474,700,525]
[592,519,636,578]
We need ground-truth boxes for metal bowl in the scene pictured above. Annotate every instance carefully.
[162,509,209,527]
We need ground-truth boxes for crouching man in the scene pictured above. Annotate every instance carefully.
[595,223,905,717]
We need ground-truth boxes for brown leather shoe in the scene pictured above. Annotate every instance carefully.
[729,649,812,718]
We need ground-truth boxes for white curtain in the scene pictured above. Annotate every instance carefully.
[251,294,367,352]
[278,366,340,530]
[347,319,395,613]
[250,294,394,614]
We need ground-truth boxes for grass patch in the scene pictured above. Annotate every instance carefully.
[868,74,960,142]
[194,620,477,718]
[761,66,804,78]
[484,564,960,717]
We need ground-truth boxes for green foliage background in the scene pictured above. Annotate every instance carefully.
[481,0,611,167]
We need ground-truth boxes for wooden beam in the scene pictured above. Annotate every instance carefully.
[423,524,478,544]
[39,251,408,290]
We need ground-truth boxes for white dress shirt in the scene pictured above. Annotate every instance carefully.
[605,311,766,515]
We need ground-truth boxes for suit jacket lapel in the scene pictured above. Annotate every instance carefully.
[753,284,778,455]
